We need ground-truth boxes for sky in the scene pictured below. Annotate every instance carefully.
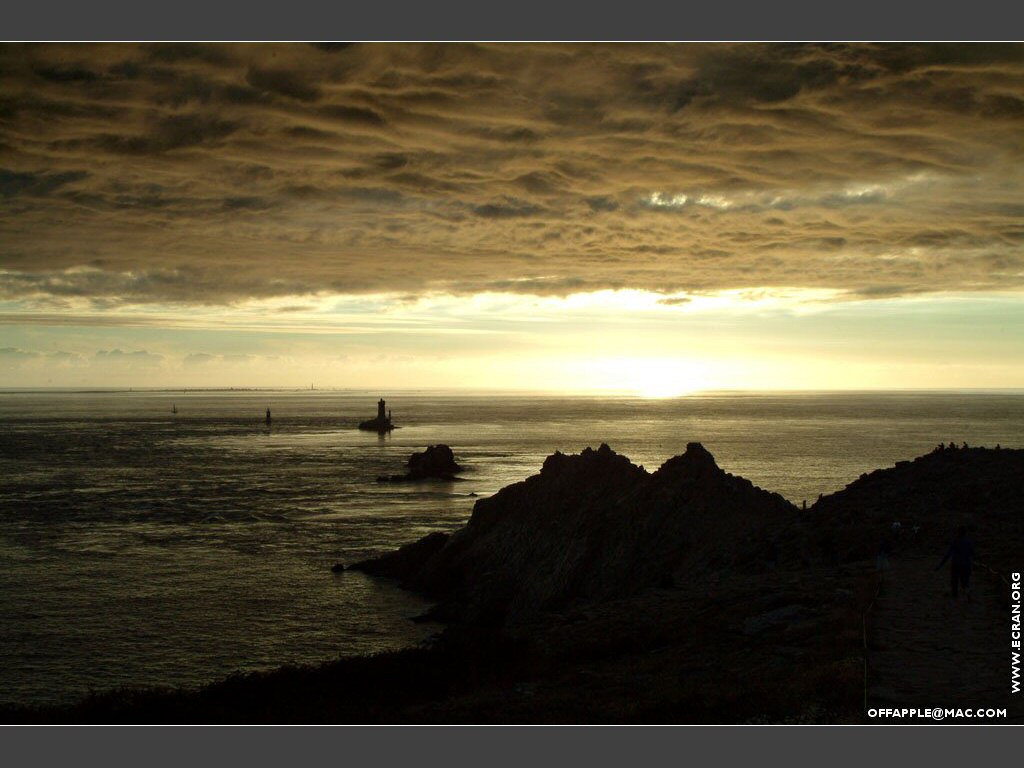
[1,43,1022,394]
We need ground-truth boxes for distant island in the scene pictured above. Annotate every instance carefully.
[358,397,396,433]
[377,445,463,483]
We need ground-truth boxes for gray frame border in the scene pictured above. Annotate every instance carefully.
[3,0,1022,41]
[3,724,1012,767]
[3,0,1022,763]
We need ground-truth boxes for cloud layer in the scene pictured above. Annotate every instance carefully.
[1,43,1022,306]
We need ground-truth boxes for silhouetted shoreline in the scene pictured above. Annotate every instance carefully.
[4,445,1022,724]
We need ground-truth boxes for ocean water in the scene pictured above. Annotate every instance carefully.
[1,389,1023,707]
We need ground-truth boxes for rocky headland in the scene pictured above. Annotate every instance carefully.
[354,442,799,625]
[7,443,1022,723]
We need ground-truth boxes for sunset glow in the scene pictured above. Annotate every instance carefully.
[1,43,1022,392]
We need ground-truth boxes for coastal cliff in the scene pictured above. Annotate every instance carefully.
[352,442,799,625]
[353,444,1024,628]
[9,444,1023,723]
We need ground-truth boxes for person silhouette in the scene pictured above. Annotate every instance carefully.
[936,526,975,601]
[876,534,892,574]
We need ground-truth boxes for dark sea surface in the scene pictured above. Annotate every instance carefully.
[1,390,1023,706]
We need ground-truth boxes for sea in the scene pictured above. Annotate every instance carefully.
[1,389,1023,707]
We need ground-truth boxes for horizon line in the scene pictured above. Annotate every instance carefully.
[3,386,1024,396]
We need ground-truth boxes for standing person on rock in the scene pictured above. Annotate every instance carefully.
[936,526,975,601]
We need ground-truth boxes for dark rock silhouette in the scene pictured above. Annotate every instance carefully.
[358,397,395,433]
[810,445,1024,571]
[354,442,796,626]
[348,532,450,576]
[353,443,1024,631]
[377,445,463,482]
[10,444,1023,723]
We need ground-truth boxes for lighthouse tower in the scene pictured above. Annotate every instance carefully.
[359,397,396,432]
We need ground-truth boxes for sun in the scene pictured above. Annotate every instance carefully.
[635,379,695,399]
[581,357,708,398]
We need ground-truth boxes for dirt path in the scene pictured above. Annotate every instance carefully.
[867,554,1021,723]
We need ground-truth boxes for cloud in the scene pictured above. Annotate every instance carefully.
[0,347,85,365]
[185,352,258,366]
[0,42,1022,310]
[309,43,356,54]
[95,348,164,365]
[33,64,102,84]
[471,198,544,219]
[0,169,88,198]
[0,346,41,361]
[47,350,84,364]
[318,104,386,125]
[246,66,321,102]
[183,352,217,365]
[584,196,619,212]
[88,114,242,155]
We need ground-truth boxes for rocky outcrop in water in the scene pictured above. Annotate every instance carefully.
[377,445,463,482]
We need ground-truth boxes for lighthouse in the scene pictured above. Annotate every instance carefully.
[359,397,396,432]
